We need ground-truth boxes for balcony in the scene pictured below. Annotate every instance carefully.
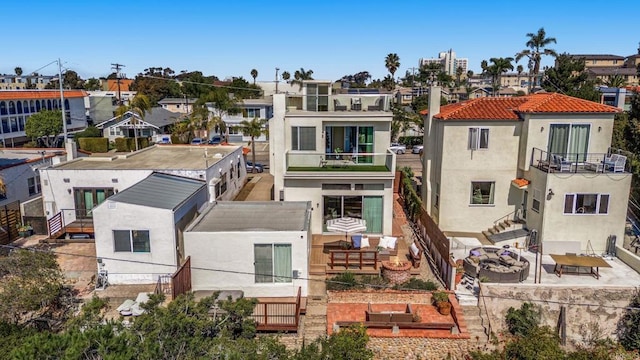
[286,151,395,174]
[285,94,392,113]
[530,147,630,174]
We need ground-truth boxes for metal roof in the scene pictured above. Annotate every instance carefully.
[188,201,311,232]
[107,172,205,210]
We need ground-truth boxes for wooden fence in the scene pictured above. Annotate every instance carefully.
[250,287,302,332]
[0,201,21,245]
[171,256,191,300]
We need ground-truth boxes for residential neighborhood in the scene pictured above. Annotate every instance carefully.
[2,3,640,358]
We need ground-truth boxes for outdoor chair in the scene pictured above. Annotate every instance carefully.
[367,97,384,111]
[604,154,626,173]
[552,154,572,172]
[333,99,347,111]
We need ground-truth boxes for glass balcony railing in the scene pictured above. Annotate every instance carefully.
[286,151,395,172]
[285,94,392,113]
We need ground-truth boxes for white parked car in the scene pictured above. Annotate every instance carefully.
[412,145,424,154]
[389,143,407,154]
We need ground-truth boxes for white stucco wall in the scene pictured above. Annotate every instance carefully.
[184,230,308,297]
[284,178,393,235]
[0,159,52,207]
[93,202,178,284]
[40,168,153,221]
[436,121,521,232]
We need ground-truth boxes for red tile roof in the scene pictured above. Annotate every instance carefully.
[433,93,619,121]
[0,90,87,100]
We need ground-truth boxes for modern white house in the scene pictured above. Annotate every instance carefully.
[422,87,632,254]
[39,145,247,239]
[0,90,87,146]
[184,201,311,297]
[93,173,208,284]
[95,107,181,142]
[269,80,397,236]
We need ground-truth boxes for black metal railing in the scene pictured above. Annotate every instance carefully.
[530,147,629,174]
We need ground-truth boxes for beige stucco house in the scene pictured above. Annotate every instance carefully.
[423,87,631,254]
[269,81,396,236]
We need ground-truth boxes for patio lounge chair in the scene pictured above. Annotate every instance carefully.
[334,99,347,111]
[367,97,385,111]
[552,154,571,172]
[604,154,626,172]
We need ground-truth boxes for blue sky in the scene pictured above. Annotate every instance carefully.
[2,0,639,82]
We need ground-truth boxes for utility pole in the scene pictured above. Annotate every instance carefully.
[111,63,125,105]
[275,67,280,94]
[57,58,67,142]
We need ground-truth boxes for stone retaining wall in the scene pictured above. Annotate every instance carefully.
[368,337,470,360]
[328,289,433,304]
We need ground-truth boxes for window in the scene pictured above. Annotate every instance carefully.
[220,173,227,194]
[113,230,150,252]
[322,184,351,190]
[470,181,495,205]
[468,128,489,150]
[254,244,292,283]
[242,108,261,118]
[291,126,315,150]
[435,183,440,209]
[563,194,609,214]
[28,175,41,195]
[532,188,541,212]
[74,188,114,218]
[323,195,383,233]
[548,124,590,162]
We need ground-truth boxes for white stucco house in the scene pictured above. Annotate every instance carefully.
[269,80,397,236]
[39,145,247,239]
[422,87,632,254]
[184,201,311,297]
[207,97,272,143]
[95,107,181,142]
[93,173,208,284]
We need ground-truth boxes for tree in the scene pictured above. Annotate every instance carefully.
[282,71,291,82]
[542,53,601,101]
[239,117,266,173]
[192,88,239,140]
[605,74,627,88]
[391,104,421,140]
[505,302,541,337]
[25,110,63,147]
[45,70,85,90]
[130,67,182,105]
[291,67,314,89]
[0,248,75,329]
[250,69,258,85]
[385,53,400,83]
[618,288,640,351]
[14,67,23,77]
[517,64,524,87]
[84,77,101,91]
[482,57,514,95]
[418,62,442,86]
[339,71,372,88]
[175,71,215,99]
[228,77,262,99]
[515,27,558,92]
[115,94,152,151]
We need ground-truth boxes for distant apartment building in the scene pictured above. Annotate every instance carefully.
[566,54,639,86]
[0,74,56,90]
[0,90,87,146]
[158,97,196,114]
[86,90,137,125]
[419,49,468,76]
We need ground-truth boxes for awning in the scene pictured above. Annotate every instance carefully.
[511,178,530,189]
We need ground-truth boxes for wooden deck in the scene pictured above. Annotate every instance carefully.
[310,234,419,276]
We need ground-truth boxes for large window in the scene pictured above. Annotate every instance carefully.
[28,175,41,196]
[242,108,261,118]
[323,195,383,233]
[113,230,150,252]
[532,188,541,212]
[305,84,329,111]
[470,181,495,205]
[468,128,489,150]
[564,193,609,215]
[548,124,590,162]
[254,244,292,283]
[291,126,315,150]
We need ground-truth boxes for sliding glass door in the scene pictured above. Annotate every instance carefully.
[325,126,374,163]
[323,195,382,233]
[548,124,590,162]
[74,188,114,218]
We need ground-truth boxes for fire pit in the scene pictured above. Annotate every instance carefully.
[381,258,412,285]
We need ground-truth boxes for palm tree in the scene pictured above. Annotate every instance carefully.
[115,94,151,151]
[239,117,266,173]
[282,71,290,83]
[483,57,514,96]
[516,65,524,88]
[605,74,626,88]
[455,66,464,86]
[14,67,23,77]
[385,53,400,83]
[291,68,314,89]
[0,176,5,199]
[515,27,557,92]
[250,69,258,85]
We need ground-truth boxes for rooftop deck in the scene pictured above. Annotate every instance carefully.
[530,147,630,174]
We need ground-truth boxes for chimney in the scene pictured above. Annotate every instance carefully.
[421,86,441,210]
[65,139,77,161]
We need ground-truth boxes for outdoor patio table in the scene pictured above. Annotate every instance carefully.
[550,254,611,279]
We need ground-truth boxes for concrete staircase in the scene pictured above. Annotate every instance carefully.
[482,219,528,247]
[461,304,491,351]
[302,295,327,344]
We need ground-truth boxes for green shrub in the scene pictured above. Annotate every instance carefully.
[393,278,437,291]
[431,290,449,304]
[78,138,108,153]
[398,136,423,147]
[114,138,128,152]
[171,135,186,144]
[327,272,360,291]
[506,302,541,337]
[113,137,150,152]
[73,126,101,139]
[618,288,640,351]
[360,275,389,289]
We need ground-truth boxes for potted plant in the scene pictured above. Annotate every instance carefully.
[432,290,452,315]
[334,147,343,160]
[17,223,33,237]
[455,259,464,285]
